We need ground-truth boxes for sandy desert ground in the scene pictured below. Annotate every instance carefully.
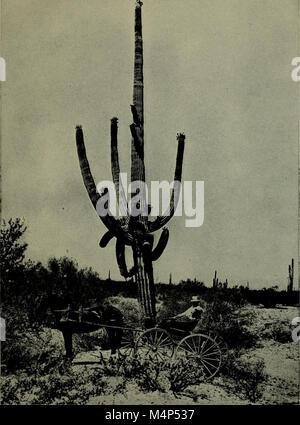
[70,305,299,405]
[1,304,299,405]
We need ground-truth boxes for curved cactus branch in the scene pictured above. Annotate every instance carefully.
[151,228,169,261]
[148,133,185,232]
[76,126,100,208]
[99,230,114,248]
[75,125,133,244]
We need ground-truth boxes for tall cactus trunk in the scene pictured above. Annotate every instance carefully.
[133,242,156,327]
[131,1,155,326]
[131,1,145,185]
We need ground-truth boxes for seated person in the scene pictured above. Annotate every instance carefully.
[160,296,204,333]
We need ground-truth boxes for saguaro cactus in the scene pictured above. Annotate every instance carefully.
[75,0,185,327]
[213,270,218,288]
[288,258,294,292]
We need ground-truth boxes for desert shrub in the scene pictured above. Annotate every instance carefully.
[135,358,172,393]
[169,358,206,393]
[156,288,195,323]
[106,296,142,327]
[35,371,92,405]
[2,327,65,375]
[156,296,197,324]
[122,356,171,393]
[96,354,207,394]
[132,356,206,394]
[0,375,38,405]
[222,353,267,402]
[266,320,292,343]
[1,362,106,405]
[203,289,246,308]
[72,328,111,354]
[199,296,257,349]
[219,318,257,349]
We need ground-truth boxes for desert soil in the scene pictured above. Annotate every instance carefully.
[72,305,299,405]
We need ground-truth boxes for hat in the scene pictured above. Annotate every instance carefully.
[191,296,201,303]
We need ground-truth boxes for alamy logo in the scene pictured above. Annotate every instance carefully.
[291,317,300,342]
[96,173,204,228]
[291,57,300,82]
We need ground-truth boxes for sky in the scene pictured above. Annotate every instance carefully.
[1,0,298,289]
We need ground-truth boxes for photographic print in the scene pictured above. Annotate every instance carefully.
[0,0,299,408]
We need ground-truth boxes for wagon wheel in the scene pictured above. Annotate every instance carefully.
[118,329,136,358]
[134,328,174,361]
[175,333,222,379]
[207,331,229,362]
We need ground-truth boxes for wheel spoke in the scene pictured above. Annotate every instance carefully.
[200,359,212,375]
[203,347,220,355]
[197,336,202,352]
[202,356,220,361]
[159,338,173,347]
[191,337,198,352]
[201,341,219,356]
[158,336,169,346]
[201,357,219,370]
[200,337,209,351]
[156,332,164,345]
[156,351,164,361]
[175,335,222,378]
[178,346,194,356]
[184,340,196,354]
[148,333,154,345]
[136,329,174,360]
[201,350,220,360]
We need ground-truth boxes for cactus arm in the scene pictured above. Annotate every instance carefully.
[131,104,140,126]
[116,238,129,277]
[151,228,169,261]
[130,123,143,157]
[116,238,136,278]
[76,126,100,208]
[111,118,129,219]
[110,117,121,200]
[148,133,185,232]
[99,230,114,248]
[75,125,133,244]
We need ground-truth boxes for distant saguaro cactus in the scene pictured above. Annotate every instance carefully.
[213,270,218,288]
[75,1,185,327]
[287,258,294,292]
